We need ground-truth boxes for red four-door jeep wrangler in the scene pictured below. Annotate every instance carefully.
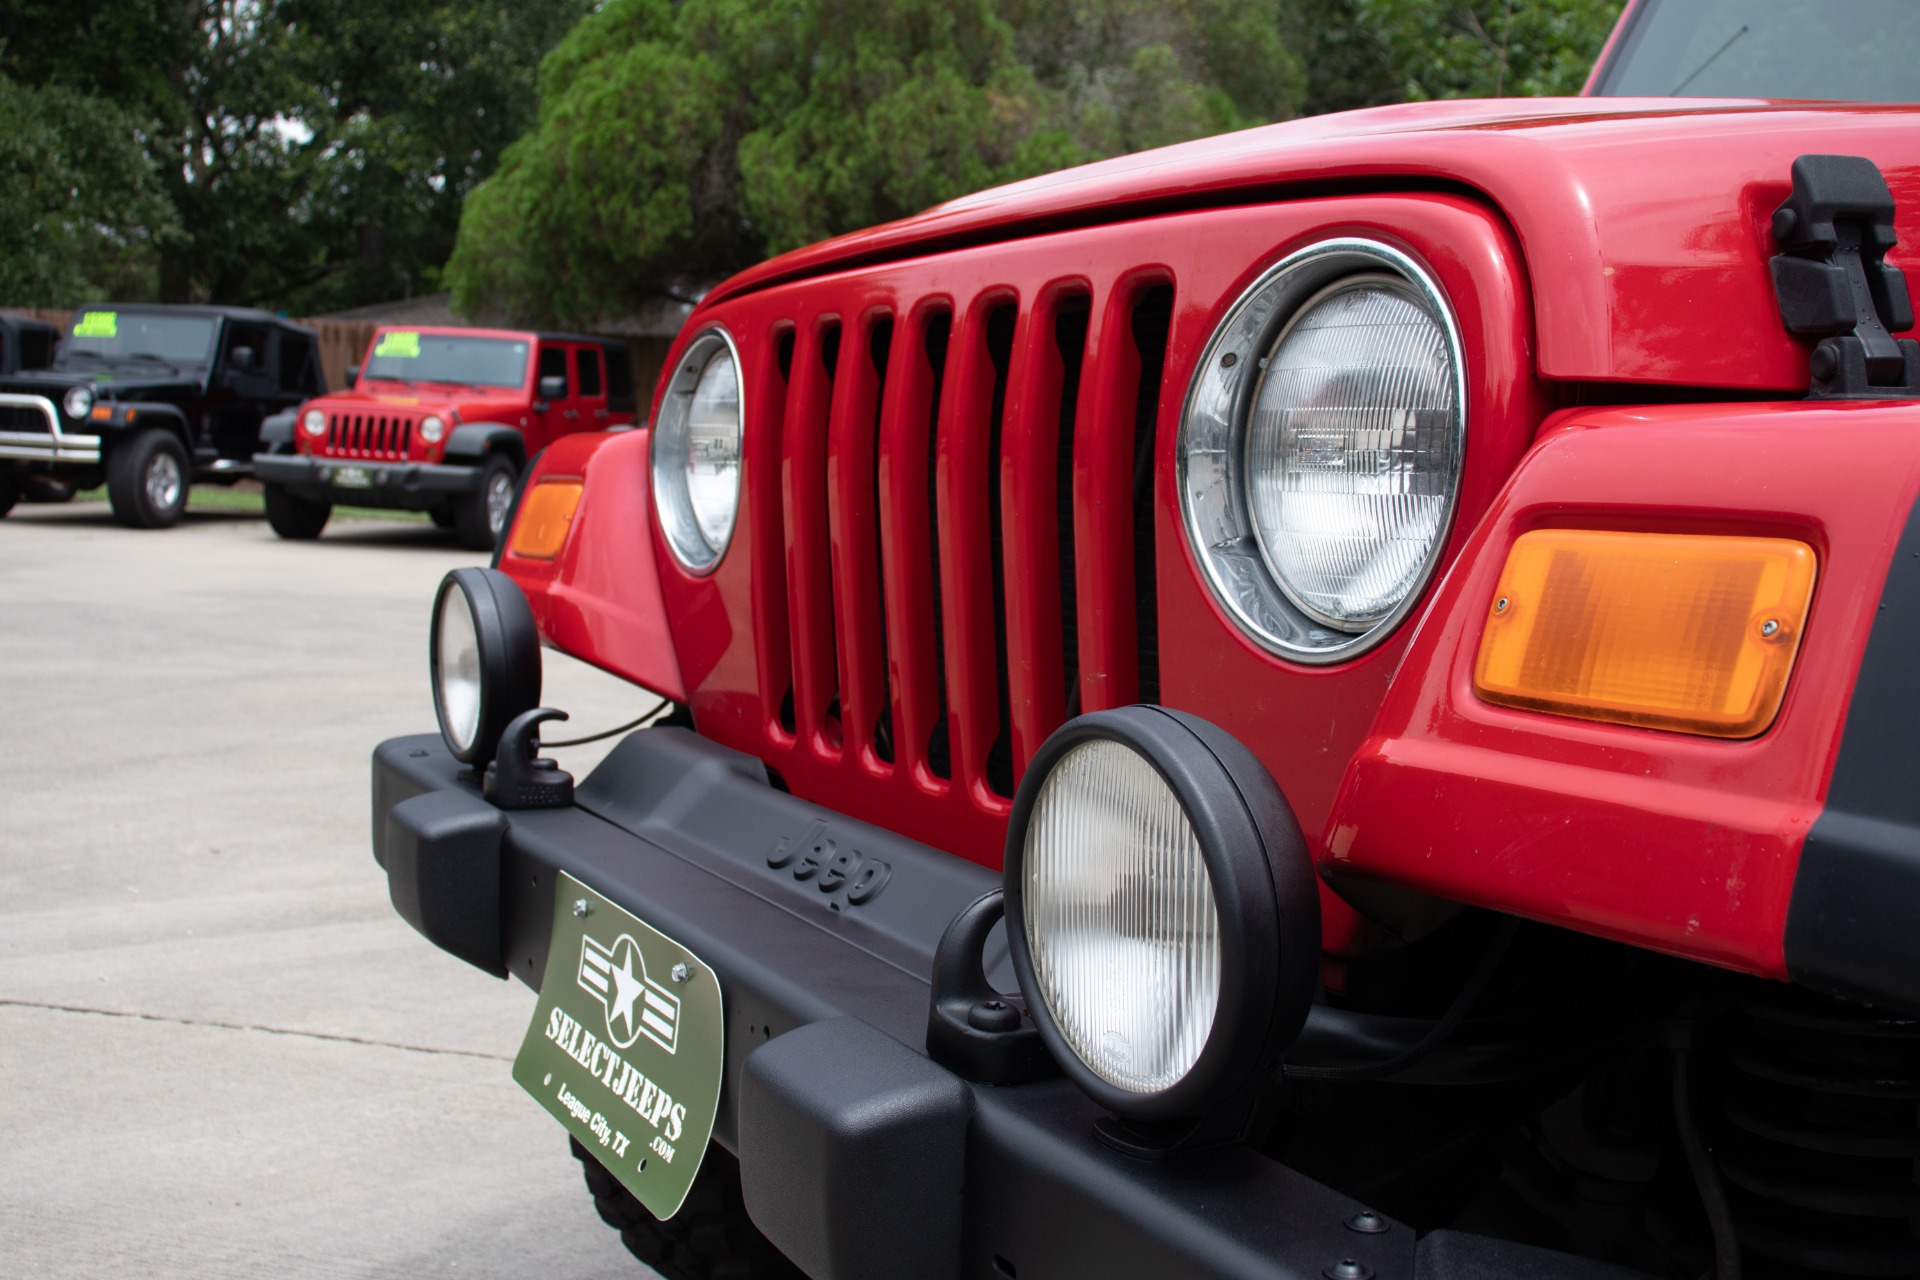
[373,4,1920,1278]
[255,325,635,549]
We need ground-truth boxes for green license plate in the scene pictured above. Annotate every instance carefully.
[333,465,372,489]
[512,872,724,1219]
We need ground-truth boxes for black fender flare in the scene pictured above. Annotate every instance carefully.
[257,408,297,452]
[106,401,192,450]
[444,423,526,469]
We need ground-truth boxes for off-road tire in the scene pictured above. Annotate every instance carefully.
[263,483,331,541]
[453,453,516,551]
[106,429,190,529]
[0,473,18,517]
[571,1138,803,1280]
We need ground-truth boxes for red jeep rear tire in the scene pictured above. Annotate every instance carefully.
[263,483,331,541]
[453,454,516,551]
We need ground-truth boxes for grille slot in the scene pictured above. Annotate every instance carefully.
[784,321,843,752]
[1130,285,1173,706]
[756,328,797,741]
[0,404,50,432]
[982,306,1017,798]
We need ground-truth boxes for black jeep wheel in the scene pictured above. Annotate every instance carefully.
[0,473,18,518]
[263,483,331,540]
[572,1138,803,1280]
[106,429,190,529]
[453,453,517,551]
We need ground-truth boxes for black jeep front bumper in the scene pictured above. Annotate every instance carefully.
[373,727,1645,1280]
[255,452,483,509]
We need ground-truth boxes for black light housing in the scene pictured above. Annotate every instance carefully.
[430,567,542,767]
[1003,706,1320,1124]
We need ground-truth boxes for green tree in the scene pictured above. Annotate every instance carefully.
[1353,0,1623,100]
[0,0,586,310]
[0,75,177,305]
[448,0,1306,326]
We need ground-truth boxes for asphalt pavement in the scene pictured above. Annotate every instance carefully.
[0,498,664,1278]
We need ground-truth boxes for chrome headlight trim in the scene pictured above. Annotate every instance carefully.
[1176,238,1468,665]
[651,326,743,576]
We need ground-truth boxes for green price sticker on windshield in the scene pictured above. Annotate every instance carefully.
[374,330,421,358]
[74,311,117,338]
[513,873,724,1221]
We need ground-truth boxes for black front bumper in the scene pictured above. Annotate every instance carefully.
[255,452,482,508]
[373,728,1646,1280]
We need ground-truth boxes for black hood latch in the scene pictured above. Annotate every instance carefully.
[1771,153,1920,399]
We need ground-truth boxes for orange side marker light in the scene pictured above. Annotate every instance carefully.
[507,479,584,561]
[1474,530,1817,738]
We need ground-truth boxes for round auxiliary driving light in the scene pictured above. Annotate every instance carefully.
[64,386,93,420]
[652,328,742,574]
[1004,706,1320,1122]
[429,567,542,766]
[1179,239,1466,663]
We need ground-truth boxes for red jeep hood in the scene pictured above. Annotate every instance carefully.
[709,98,1920,391]
[307,384,524,422]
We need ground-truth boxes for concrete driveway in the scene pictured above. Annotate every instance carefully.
[0,500,662,1278]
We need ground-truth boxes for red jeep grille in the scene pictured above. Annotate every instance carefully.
[737,280,1172,848]
[325,412,414,460]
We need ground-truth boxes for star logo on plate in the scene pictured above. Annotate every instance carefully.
[577,931,681,1054]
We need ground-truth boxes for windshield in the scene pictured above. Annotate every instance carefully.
[1592,0,1920,100]
[60,310,218,366]
[361,331,530,389]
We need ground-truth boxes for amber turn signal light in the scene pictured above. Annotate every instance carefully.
[1473,530,1817,738]
[506,479,583,561]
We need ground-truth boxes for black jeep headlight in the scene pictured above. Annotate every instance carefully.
[430,567,541,766]
[1179,239,1466,663]
[1004,707,1320,1121]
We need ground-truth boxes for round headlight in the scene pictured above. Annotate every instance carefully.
[1180,240,1466,662]
[1005,707,1320,1122]
[302,409,326,436]
[63,386,93,420]
[652,329,742,573]
[430,567,542,766]
[420,415,446,444]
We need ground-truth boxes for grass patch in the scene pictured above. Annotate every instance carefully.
[73,484,432,524]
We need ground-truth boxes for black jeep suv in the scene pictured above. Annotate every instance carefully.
[0,304,324,528]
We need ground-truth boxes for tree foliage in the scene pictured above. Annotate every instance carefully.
[1354,0,1623,100]
[0,0,586,310]
[448,0,1308,326]
[0,75,176,305]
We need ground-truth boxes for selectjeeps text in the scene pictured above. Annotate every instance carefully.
[373,3,1920,1277]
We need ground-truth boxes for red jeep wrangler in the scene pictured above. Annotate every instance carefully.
[255,325,635,549]
[373,4,1920,1278]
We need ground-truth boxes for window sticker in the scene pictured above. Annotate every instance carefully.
[375,331,422,358]
[74,312,117,338]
